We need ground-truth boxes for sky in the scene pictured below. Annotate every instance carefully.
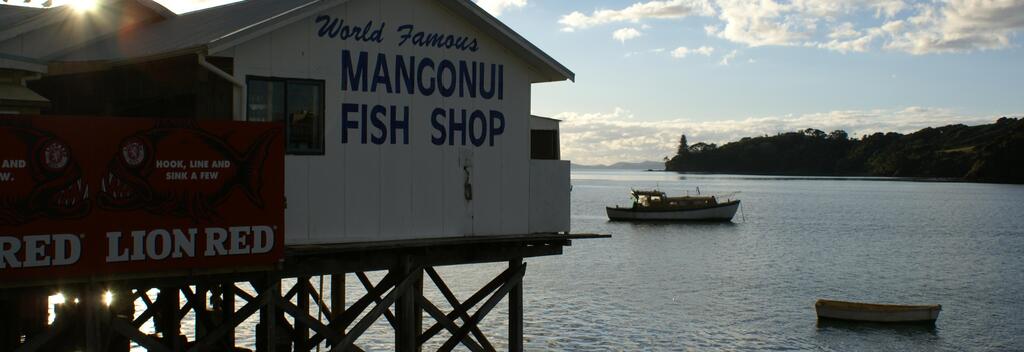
[493,0,1024,164]
[16,0,1024,164]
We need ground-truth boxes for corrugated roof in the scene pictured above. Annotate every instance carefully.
[1,0,176,62]
[0,1,173,41]
[51,0,573,82]
[0,5,75,43]
[55,0,320,62]
[0,4,49,29]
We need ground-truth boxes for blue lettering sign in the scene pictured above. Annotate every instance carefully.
[315,16,384,43]
[322,18,507,147]
[428,108,505,147]
[340,50,503,101]
[397,24,479,52]
[343,104,411,145]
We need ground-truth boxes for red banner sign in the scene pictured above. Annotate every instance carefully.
[0,115,284,282]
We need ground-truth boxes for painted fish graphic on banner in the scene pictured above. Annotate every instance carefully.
[98,120,277,222]
[0,120,90,225]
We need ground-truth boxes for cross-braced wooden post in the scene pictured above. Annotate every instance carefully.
[5,234,589,352]
[418,262,528,352]
[10,263,532,352]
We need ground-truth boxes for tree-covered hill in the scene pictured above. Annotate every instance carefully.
[664,117,1024,183]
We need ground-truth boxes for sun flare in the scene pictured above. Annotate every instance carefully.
[69,0,98,13]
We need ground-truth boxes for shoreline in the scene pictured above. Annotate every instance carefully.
[576,168,1024,185]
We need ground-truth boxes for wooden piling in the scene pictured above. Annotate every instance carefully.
[395,256,423,352]
[509,258,524,352]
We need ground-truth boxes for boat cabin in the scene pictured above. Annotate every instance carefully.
[631,190,717,209]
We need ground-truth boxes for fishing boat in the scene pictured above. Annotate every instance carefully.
[815,299,942,324]
[605,189,740,221]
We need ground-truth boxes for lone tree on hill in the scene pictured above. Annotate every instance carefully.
[802,128,827,138]
[829,130,849,141]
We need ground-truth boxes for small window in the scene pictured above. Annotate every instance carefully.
[530,130,559,160]
[246,77,324,155]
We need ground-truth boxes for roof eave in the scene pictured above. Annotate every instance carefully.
[0,53,49,73]
[134,0,178,19]
[530,115,562,122]
[436,0,574,83]
[202,0,575,83]
[208,0,347,56]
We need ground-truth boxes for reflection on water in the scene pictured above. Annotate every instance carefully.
[816,318,939,335]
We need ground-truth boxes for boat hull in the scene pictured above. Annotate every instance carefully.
[815,299,941,324]
[606,201,740,222]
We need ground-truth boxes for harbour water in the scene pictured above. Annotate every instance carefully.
[426,170,1024,351]
[140,170,1024,351]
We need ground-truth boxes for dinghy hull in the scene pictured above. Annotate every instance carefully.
[815,299,941,324]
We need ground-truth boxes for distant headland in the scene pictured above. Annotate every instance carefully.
[665,117,1024,184]
[572,161,665,170]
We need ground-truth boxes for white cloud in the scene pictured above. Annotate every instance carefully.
[708,0,905,48]
[818,27,884,53]
[671,46,714,58]
[554,106,1010,165]
[881,0,1024,54]
[829,22,862,39]
[718,49,738,65]
[474,0,527,16]
[556,108,683,165]
[560,0,1024,54]
[625,48,670,58]
[869,0,908,18]
[789,0,906,18]
[558,0,715,31]
[713,0,811,46]
[613,27,643,43]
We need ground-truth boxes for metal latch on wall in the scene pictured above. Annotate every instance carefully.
[461,149,473,201]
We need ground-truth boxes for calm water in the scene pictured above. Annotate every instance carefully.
[432,170,1024,351]
[138,170,1024,351]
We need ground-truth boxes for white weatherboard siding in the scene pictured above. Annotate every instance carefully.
[529,160,570,233]
[223,0,560,244]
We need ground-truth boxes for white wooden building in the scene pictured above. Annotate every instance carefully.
[1,0,574,245]
[1,3,590,350]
